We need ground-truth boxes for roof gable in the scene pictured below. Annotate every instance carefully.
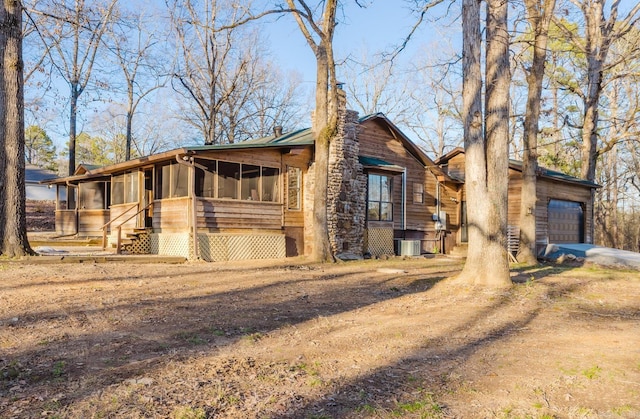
[435,148,599,188]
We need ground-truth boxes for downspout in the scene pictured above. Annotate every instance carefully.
[402,168,407,234]
[436,177,443,253]
[176,154,199,260]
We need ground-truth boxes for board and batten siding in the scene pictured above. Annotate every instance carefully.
[358,120,439,233]
[535,177,593,245]
[504,169,594,247]
[282,148,312,229]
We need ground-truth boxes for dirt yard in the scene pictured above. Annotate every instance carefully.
[1,256,639,418]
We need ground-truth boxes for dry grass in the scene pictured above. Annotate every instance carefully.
[1,257,639,418]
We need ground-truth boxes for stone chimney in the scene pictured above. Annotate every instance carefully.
[327,87,367,259]
[273,125,283,138]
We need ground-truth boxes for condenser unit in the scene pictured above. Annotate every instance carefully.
[398,240,421,256]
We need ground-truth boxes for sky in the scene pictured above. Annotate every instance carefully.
[26,0,640,157]
[262,2,457,85]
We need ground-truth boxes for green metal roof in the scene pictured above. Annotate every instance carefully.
[185,128,314,151]
[359,156,405,172]
[509,159,600,188]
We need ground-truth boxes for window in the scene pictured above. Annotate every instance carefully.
[218,161,240,199]
[173,164,189,197]
[367,173,393,221]
[157,162,188,199]
[262,167,279,202]
[195,159,216,198]
[57,185,75,210]
[287,166,301,210]
[413,182,424,204]
[80,181,108,209]
[241,164,260,200]
[125,172,139,203]
[112,175,125,205]
[195,159,280,202]
[111,171,139,205]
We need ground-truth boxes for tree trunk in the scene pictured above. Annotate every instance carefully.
[125,109,133,161]
[518,0,555,265]
[69,84,78,176]
[456,0,511,287]
[1,0,33,257]
[459,0,486,280]
[284,0,337,263]
[311,45,333,263]
[482,0,511,286]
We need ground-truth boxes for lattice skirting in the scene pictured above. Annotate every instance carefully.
[125,232,151,254]
[149,233,193,259]
[148,233,286,261]
[365,227,394,257]
[107,232,152,254]
[198,234,286,262]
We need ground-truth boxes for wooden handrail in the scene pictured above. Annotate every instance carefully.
[102,202,153,251]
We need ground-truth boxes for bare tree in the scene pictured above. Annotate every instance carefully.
[341,50,412,117]
[456,0,511,287]
[517,0,556,264]
[285,0,339,262]
[230,65,308,140]
[29,0,118,176]
[405,62,462,158]
[555,0,640,182]
[1,0,33,257]
[168,0,259,145]
[109,10,170,160]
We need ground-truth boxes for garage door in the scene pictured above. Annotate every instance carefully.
[548,199,584,243]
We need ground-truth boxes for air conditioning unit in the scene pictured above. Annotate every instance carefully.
[398,240,421,256]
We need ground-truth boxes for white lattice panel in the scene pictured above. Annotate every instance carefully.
[227,235,286,260]
[365,228,394,257]
[150,233,192,259]
[149,233,285,261]
[198,235,230,262]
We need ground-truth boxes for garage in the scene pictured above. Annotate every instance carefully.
[548,199,584,243]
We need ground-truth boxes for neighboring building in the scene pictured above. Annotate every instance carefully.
[42,94,599,261]
[435,148,600,254]
[26,165,58,201]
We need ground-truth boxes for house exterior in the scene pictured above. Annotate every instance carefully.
[435,148,600,254]
[26,165,58,201]
[43,92,455,260]
[43,94,599,261]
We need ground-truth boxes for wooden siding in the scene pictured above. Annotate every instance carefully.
[447,154,466,180]
[359,119,439,233]
[153,198,189,232]
[535,177,593,245]
[205,149,283,167]
[78,209,110,236]
[501,168,594,247]
[110,203,141,233]
[55,210,77,236]
[282,148,312,228]
[196,199,282,230]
